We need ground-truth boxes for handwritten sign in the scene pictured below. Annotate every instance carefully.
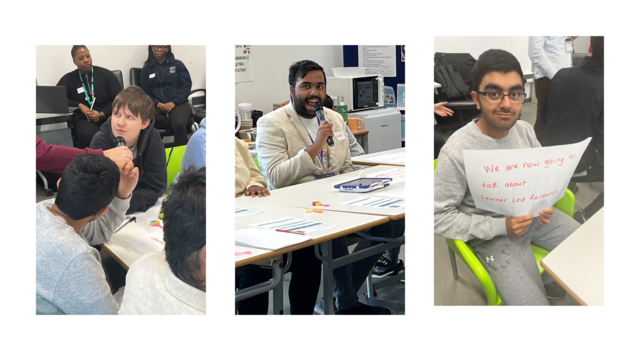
[463,138,591,217]
[235,45,252,83]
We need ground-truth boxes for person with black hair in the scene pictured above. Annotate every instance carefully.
[541,36,604,223]
[90,86,167,214]
[256,60,402,314]
[36,154,139,314]
[434,49,581,305]
[119,166,205,315]
[56,45,123,148]
[140,45,193,146]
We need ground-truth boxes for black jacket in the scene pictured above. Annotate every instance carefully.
[140,53,192,106]
[56,66,123,120]
[90,118,167,214]
[541,56,604,173]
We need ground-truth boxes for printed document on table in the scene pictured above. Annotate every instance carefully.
[125,231,165,255]
[366,153,406,164]
[235,207,262,217]
[340,196,405,208]
[235,228,312,250]
[365,167,406,183]
[235,244,271,262]
[248,217,337,233]
[377,187,406,199]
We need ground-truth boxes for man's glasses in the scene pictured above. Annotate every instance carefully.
[477,91,526,104]
[152,46,169,50]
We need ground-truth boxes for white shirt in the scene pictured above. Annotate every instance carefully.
[299,116,319,142]
[528,36,573,80]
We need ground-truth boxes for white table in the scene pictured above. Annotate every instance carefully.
[258,166,405,220]
[541,208,604,306]
[352,148,405,167]
[102,197,166,270]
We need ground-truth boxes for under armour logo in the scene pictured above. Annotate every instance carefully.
[486,256,494,263]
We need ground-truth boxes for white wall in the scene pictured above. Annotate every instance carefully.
[234,45,344,115]
[434,36,532,73]
[36,45,206,90]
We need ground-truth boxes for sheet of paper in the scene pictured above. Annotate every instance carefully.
[365,167,406,183]
[235,228,312,250]
[248,217,336,234]
[366,153,406,164]
[235,245,271,263]
[463,138,591,217]
[235,45,252,83]
[358,45,397,77]
[235,207,262,217]
[340,196,405,208]
[377,187,406,199]
[125,232,165,255]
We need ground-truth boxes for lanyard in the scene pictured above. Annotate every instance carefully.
[79,67,95,107]
[303,122,329,174]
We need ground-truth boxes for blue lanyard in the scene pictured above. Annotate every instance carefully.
[79,67,95,107]
[303,123,327,173]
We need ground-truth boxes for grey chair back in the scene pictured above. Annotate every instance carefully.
[111,70,123,89]
[130,68,142,86]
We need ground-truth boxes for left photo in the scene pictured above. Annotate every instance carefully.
[35,45,206,315]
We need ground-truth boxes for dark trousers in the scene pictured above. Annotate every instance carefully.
[571,161,605,218]
[235,246,321,315]
[533,78,551,144]
[154,102,192,146]
[74,114,106,149]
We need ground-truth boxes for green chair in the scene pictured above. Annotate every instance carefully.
[165,145,187,191]
[435,158,575,305]
[253,157,261,172]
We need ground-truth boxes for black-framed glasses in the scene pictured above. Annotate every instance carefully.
[477,90,526,104]
[152,45,169,50]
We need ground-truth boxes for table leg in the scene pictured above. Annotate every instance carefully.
[321,241,334,315]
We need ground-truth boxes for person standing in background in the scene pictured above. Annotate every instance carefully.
[528,36,577,144]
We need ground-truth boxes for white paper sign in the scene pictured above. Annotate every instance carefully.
[358,45,396,77]
[235,45,252,83]
[463,138,591,217]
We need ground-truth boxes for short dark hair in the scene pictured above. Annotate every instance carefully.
[112,86,155,124]
[162,166,206,291]
[288,60,326,87]
[144,45,173,66]
[590,36,604,63]
[71,45,88,58]
[55,154,120,220]
[471,49,525,91]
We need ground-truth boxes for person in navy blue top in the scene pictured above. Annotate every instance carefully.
[140,45,193,146]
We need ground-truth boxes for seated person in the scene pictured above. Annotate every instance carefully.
[36,136,132,173]
[119,166,206,315]
[434,102,452,159]
[57,45,122,148]
[141,45,193,146]
[173,117,207,184]
[36,154,138,314]
[541,36,604,223]
[257,60,403,314]
[434,49,580,305]
[90,86,167,214]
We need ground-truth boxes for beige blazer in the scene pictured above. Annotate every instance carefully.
[256,103,353,189]
[235,138,267,198]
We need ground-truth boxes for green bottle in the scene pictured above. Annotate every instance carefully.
[335,96,348,123]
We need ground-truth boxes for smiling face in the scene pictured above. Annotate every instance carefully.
[290,70,326,118]
[471,71,524,138]
[72,48,92,74]
[111,105,151,147]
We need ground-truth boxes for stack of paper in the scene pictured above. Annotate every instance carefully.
[125,232,165,255]
[340,196,405,208]
[248,217,336,233]
[235,207,262,217]
[366,167,406,183]
[235,228,312,250]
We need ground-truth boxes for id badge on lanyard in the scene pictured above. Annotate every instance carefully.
[565,38,573,53]
[305,123,334,178]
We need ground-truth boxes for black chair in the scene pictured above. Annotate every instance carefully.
[440,99,479,134]
[434,53,479,134]
[189,89,206,125]
[111,69,124,89]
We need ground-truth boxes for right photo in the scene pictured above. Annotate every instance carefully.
[433,36,603,306]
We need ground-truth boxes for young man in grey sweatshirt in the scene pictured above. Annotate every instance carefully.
[434,49,580,305]
[36,154,139,314]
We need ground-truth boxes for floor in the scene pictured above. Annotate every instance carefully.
[433,101,603,306]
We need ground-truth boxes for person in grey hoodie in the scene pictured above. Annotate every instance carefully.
[36,154,139,314]
[434,49,580,305]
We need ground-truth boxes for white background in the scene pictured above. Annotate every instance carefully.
[4,0,636,359]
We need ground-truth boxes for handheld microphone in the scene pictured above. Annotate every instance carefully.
[114,136,126,148]
[314,103,334,147]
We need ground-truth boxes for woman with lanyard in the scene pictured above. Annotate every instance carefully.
[57,45,122,148]
[140,45,193,146]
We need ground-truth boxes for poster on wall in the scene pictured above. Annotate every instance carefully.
[235,45,252,83]
[397,84,405,110]
[358,45,396,77]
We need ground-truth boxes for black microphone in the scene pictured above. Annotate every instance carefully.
[314,103,334,147]
[114,136,126,148]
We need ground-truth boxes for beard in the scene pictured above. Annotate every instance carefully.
[479,102,520,132]
[292,93,324,118]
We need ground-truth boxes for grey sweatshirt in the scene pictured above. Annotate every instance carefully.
[434,119,540,246]
[36,196,130,315]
